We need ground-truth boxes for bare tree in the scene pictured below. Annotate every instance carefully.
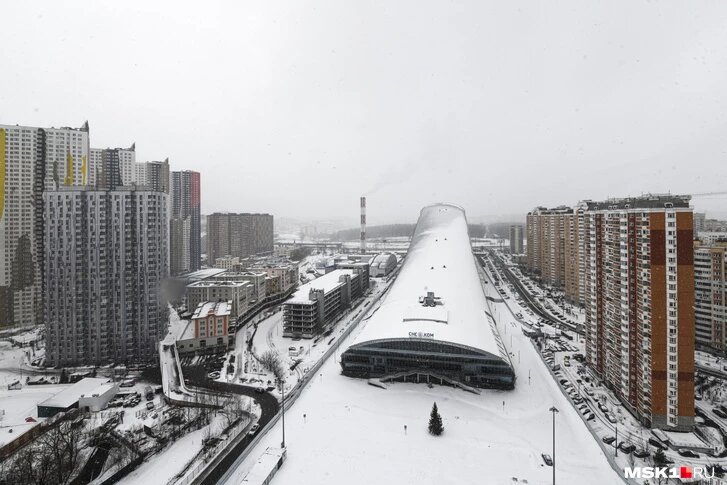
[259,350,284,382]
[3,421,82,485]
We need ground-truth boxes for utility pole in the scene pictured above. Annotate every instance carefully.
[549,406,559,485]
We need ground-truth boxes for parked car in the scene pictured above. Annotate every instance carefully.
[602,436,616,445]
[648,437,666,450]
[249,423,260,435]
[713,408,727,419]
[541,453,553,466]
[619,443,635,454]
[146,402,154,411]
[586,413,595,421]
[633,449,650,458]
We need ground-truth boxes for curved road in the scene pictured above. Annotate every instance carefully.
[181,366,280,485]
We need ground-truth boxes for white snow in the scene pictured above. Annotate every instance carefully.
[350,204,505,359]
[220,236,621,485]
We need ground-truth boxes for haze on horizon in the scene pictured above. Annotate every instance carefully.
[2,1,727,227]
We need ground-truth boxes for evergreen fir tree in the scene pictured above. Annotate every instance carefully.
[653,447,667,467]
[428,402,444,436]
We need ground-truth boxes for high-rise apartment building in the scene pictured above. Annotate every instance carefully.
[134,159,170,193]
[0,123,89,328]
[44,186,169,365]
[526,206,571,288]
[171,170,201,275]
[43,123,90,190]
[88,144,135,188]
[583,195,694,431]
[509,225,523,254]
[694,240,727,354]
[206,213,274,263]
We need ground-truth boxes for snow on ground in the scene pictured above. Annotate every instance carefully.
[167,305,188,341]
[231,279,388,396]
[122,414,229,485]
[0,384,69,446]
[221,277,619,485]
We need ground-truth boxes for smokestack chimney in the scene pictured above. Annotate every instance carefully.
[360,196,366,254]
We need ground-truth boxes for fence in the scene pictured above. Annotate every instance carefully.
[174,411,253,485]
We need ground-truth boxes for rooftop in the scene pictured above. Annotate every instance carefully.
[79,382,117,399]
[182,268,228,282]
[589,193,691,210]
[348,203,506,359]
[192,300,231,319]
[187,279,250,289]
[241,447,286,483]
[39,378,111,409]
[286,269,359,305]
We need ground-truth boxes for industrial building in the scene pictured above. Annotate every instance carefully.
[283,268,368,338]
[38,378,116,418]
[340,204,515,390]
[369,253,397,277]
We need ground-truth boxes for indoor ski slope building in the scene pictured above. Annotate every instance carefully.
[340,204,515,390]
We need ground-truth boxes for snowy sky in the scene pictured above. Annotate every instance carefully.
[2,1,727,224]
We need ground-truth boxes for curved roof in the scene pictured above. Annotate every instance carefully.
[349,203,506,359]
[371,253,397,265]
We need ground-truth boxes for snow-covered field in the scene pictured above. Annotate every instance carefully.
[221,270,620,484]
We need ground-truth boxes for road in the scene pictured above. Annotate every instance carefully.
[481,250,727,468]
[180,365,280,485]
[481,250,583,336]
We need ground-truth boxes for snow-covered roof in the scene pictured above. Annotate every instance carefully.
[79,382,117,399]
[191,300,231,319]
[183,268,227,281]
[241,447,286,483]
[286,269,359,305]
[371,252,397,266]
[349,203,505,358]
[39,378,111,409]
[192,301,230,320]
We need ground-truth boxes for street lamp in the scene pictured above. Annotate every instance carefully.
[549,406,559,485]
[280,379,286,448]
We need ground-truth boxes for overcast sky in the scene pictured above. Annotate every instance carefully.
[2,1,727,226]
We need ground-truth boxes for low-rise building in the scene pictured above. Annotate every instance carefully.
[192,300,232,339]
[368,253,397,277]
[38,378,112,418]
[78,381,120,412]
[215,272,267,305]
[336,261,371,290]
[215,255,240,270]
[697,232,727,245]
[283,268,368,338]
[186,280,252,320]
